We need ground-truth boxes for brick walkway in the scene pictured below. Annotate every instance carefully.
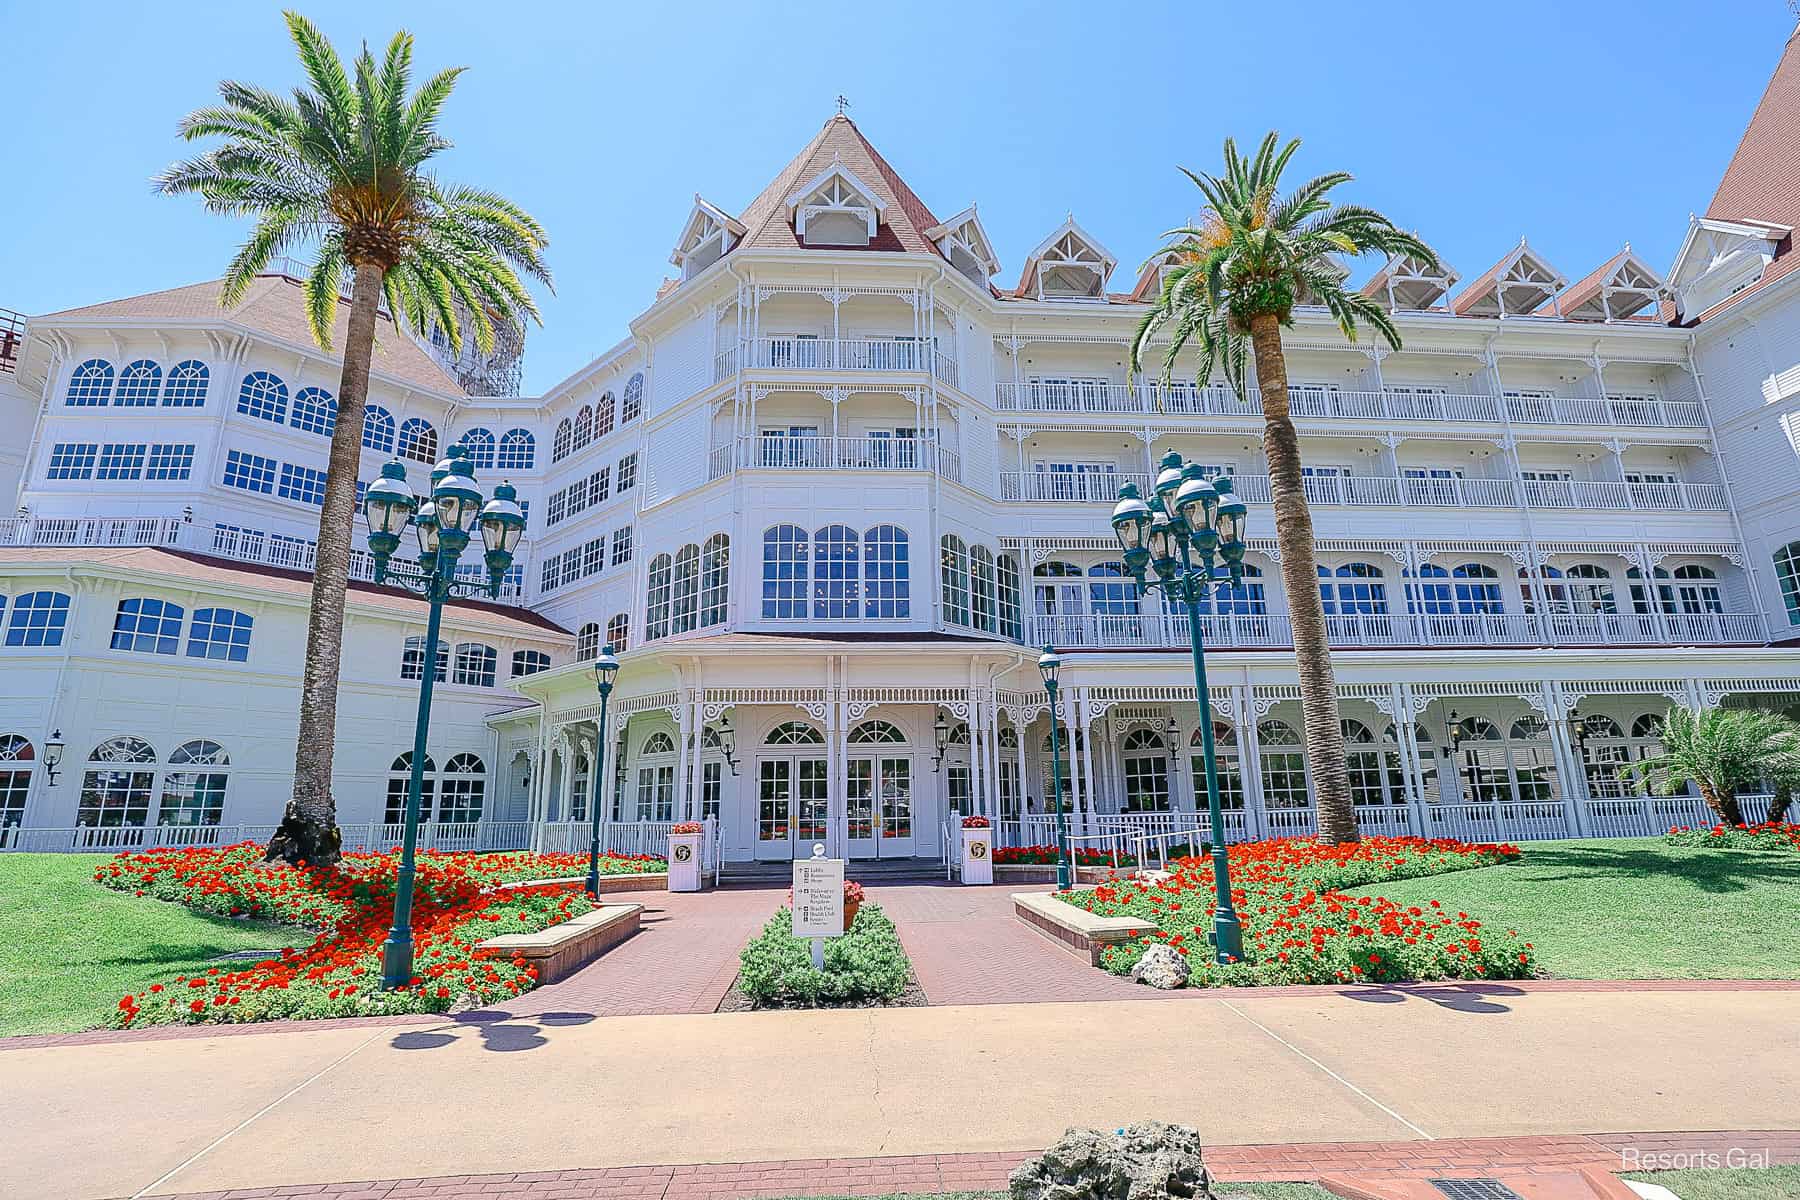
[128,1130,1800,1200]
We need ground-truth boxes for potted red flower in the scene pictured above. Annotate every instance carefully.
[842,879,865,930]
[667,821,706,891]
[961,814,991,828]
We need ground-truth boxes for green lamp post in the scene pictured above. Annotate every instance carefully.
[363,444,527,991]
[585,643,621,897]
[1036,645,1072,890]
[1110,450,1248,963]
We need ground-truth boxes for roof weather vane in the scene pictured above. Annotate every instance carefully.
[835,94,851,116]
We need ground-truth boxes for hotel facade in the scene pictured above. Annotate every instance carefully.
[4,29,1800,869]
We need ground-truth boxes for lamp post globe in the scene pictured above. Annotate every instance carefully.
[1153,449,1186,508]
[586,643,622,898]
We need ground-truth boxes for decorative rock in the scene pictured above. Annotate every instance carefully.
[1129,943,1191,990]
[1010,1122,1214,1200]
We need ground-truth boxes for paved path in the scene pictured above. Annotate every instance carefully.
[8,985,1799,1200]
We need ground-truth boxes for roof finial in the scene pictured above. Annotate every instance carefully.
[835,94,851,117]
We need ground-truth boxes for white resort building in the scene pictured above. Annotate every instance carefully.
[5,29,1800,869]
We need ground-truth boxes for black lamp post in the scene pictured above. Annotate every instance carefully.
[586,644,620,897]
[1110,451,1248,964]
[362,445,526,991]
[1037,646,1072,890]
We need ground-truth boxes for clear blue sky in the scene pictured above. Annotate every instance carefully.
[2,2,1794,392]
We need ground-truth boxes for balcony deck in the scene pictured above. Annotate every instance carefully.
[709,435,962,483]
[716,337,960,388]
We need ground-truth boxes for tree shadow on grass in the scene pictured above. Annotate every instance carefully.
[1503,843,1800,895]
[86,943,291,970]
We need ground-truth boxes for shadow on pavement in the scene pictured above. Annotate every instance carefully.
[1337,983,1526,1014]
[389,1009,597,1053]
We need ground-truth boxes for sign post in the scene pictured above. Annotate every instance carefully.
[792,843,844,970]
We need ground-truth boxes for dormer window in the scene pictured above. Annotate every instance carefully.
[926,206,1001,287]
[786,160,886,247]
[1558,247,1668,322]
[1666,216,1787,320]
[1019,218,1117,300]
[1362,252,1459,311]
[669,196,746,281]
[1450,240,1568,318]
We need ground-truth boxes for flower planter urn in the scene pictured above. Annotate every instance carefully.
[667,827,704,892]
[842,896,860,931]
[961,822,994,885]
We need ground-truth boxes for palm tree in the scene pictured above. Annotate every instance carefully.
[157,12,550,865]
[1619,706,1800,827]
[1129,133,1438,846]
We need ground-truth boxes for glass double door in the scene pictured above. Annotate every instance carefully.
[756,757,829,861]
[847,755,913,859]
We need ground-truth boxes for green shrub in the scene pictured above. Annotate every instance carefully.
[738,902,910,1006]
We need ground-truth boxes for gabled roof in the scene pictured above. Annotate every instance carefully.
[925,205,1001,281]
[38,273,465,395]
[1449,238,1568,317]
[1552,246,1667,322]
[1014,216,1118,298]
[733,115,945,256]
[1360,252,1460,311]
[1127,249,1185,303]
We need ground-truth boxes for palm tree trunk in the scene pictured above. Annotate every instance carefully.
[1247,312,1358,844]
[266,261,384,866]
[1695,780,1744,828]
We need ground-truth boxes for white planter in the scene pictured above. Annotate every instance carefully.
[960,824,994,885]
[667,831,704,891]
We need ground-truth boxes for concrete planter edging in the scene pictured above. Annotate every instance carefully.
[477,903,644,983]
[1013,891,1158,966]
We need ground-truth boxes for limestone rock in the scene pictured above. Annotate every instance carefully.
[1010,1122,1213,1200]
[1129,943,1191,990]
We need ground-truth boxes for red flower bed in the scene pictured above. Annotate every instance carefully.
[1665,822,1800,851]
[96,844,658,1027]
[1059,835,1533,987]
[994,844,1138,867]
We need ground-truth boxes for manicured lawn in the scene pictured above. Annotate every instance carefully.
[1346,837,1800,980]
[0,853,300,1036]
[1622,1165,1800,1199]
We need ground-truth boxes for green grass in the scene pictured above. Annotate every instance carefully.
[1345,837,1800,980]
[1622,1165,1800,1199]
[0,854,301,1036]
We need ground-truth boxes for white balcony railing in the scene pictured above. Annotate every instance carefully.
[711,436,961,483]
[992,382,1707,429]
[729,337,960,386]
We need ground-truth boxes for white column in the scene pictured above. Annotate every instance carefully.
[1241,694,1266,839]
[674,696,692,823]
[1078,688,1099,837]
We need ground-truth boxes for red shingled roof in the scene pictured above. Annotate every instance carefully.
[734,115,946,258]
[1692,24,1800,323]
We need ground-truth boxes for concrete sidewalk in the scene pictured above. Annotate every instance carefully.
[5,987,1798,1200]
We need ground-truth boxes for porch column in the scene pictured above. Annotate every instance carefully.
[1547,682,1594,837]
[1393,682,1431,833]
[674,696,692,823]
[1241,693,1267,839]
[1078,687,1099,836]
[555,729,575,826]
[828,687,845,858]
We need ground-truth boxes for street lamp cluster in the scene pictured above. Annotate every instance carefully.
[1034,451,1251,962]
[362,444,527,991]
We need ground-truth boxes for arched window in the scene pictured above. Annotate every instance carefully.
[941,535,971,626]
[397,418,438,464]
[401,635,448,682]
[1631,713,1664,738]
[1521,565,1568,614]
[644,732,677,754]
[236,371,288,423]
[1566,564,1616,613]
[81,737,158,832]
[635,732,676,821]
[1121,728,1170,812]
[1318,563,1387,614]
[66,359,115,406]
[291,387,338,436]
[439,754,486,823]
[1257,719,1310,814]
[573,405,594,448]
[606,612,630,650]
[971,545,999,632]
[112,598,184,655]
[999,727,1019,749]
[161,740,229,827]
[458,427,496,469]
[595,392,616,438]
[186,607,253,662]
[511,649,551,678]
[386,753,436,823]
[6,591,72,647]
[1198,562,1266,616]
[452,642,497,687]
[571,750,592,823]
[947,722,971,745]
[766,721,825,745]
[1404,564,1452,615]
[115,359,162,406]
[997,553,1023,639]
[497,428,536,470]
[863,526,909,618]
[1087,562,1135,617]
[0,734,35,828]
[814,525,859,618]
[1672,564,1723,614]
[1776,542,1800,625]
[576,622,600,660]
[622,372,644,423]
[163,360,209,407]
[1626,566,1675,615]
[646,552,674,640]
[1342,719,1404,807]
[762,524,808,618]
[552,418,573,462]
[1189,721,1246,810]
[362,405,396,453]
[671,544,702,633]
[701,534,730,627]
[848,720,906,744]
[1451,563,1503,614]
